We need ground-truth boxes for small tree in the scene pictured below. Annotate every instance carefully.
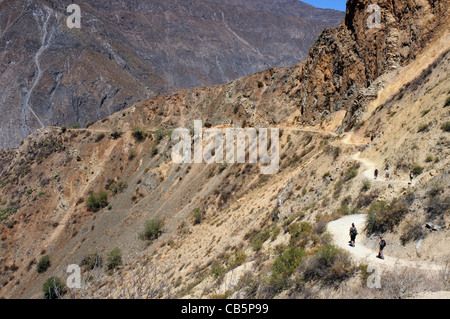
[193,208,204,225]
[37,255,51,273]
[43,277,67,299]
[107,248,123,270]
[86,190,108,212]
[140,218,164,241]
[132,126,146,142]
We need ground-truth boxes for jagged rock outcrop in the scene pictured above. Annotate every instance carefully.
[292,0,448,129]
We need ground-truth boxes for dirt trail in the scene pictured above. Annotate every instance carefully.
[327,214,445,271]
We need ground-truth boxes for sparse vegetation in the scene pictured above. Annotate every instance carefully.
[128,149,137,161]
[110,129,123,139]
[106,248,123,270]
[95,133,105,142]
[269,246,306,293]
[445,96,450,107]
[36,255,51,273]
[107,181,128,196]
[132,126,146,142]
[211,261,225,280]
[421,109,431,117]
[86,190,108,212]
[410,165,424,176]
[417,122,431,133]
[81,252,103,270]
[361,180,371,192]
[441,121,450,132]
[154,129,166,141]
[140,217,164,241]
[250,229,271,252]
[302,244,354,286]
[365,197,409,235]
[43,277,66,299]
[193,208,204,225]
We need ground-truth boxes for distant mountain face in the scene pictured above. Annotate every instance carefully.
[0,0,343,149]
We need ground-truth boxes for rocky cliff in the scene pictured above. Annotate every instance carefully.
[0,0,344,149]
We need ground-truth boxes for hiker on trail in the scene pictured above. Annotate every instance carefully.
[349,223,358,247]
[385,168,390,181]
[377,236,386,259]
[374,168,379,179]
[409,171,414,183]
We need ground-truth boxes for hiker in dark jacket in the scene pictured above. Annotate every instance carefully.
[377,236,386,259]
[374,168,379,179]
[349,223,358,247]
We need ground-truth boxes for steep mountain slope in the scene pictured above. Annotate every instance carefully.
[0,0,344,149]
[0,0,449,299]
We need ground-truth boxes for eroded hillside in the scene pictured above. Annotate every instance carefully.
[0,0,449,299]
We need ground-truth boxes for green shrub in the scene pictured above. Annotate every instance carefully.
[411,165,424,176]
[43,277,67,299]
[269,246,306,292]
[211,261,225,279]
[421,109,431,117]
[108,181,128,196]
[154,129,166,141]
[445,96,450,107]
[343,164,359,182]
[361,180,371,192]
[289,222,312,246]
[302,244,353,285]
[140,217,164,241]
[37,255,51,273]
[106,248,122,270]
[95,133,105,142]
[417,123,431,133]
[132,126,146,142]
[128,149,137,161]
[250,229,271,252]
[81,252,103,270]
[365,198,408,235]
[86,190,108,212]
[441,121,450,132]
[193,208,204,225]
[110,129,123,139]
[229,249,247,269]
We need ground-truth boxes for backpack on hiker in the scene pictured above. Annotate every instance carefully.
[350,227,358,236]
[380,239,386,249]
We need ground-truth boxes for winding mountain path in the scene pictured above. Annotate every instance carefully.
[327,214,445,271]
